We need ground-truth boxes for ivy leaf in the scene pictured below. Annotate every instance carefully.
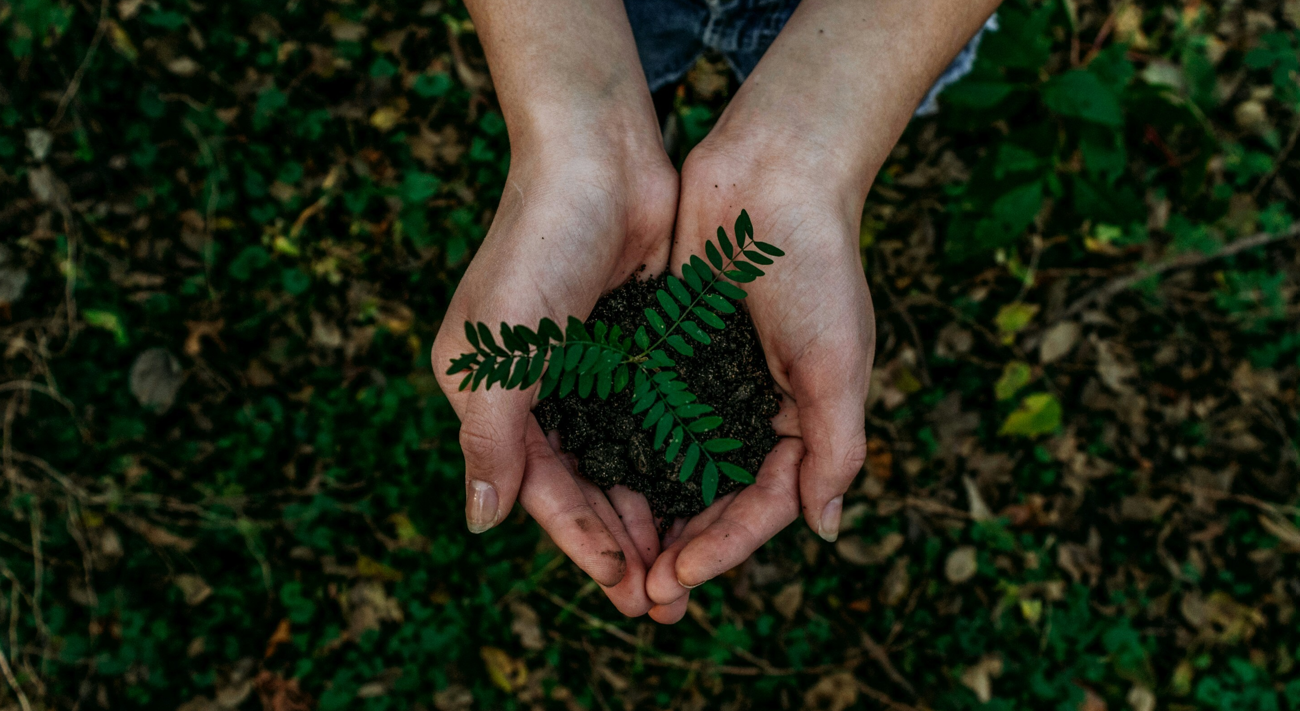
[718,462,755,484]
[680,444,700,481]
[703,438,742,453]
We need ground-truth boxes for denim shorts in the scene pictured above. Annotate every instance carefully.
[623,0,998,116]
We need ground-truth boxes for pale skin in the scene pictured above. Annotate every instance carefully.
[430,0,1002,621]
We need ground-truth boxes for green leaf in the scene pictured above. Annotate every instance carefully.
[1041,70,1124,126]
[994,360,1033,401]
[724,269,756,283]
[538,317,563,342]
[577,372,594,397]
[667,276,692,305]
[942,80,1016,109]
[703,438,742,453]
[506,356,530,388]
[613,364,630,393]
[631,390,656,414]
[566,315,590,342]
[647,350,676,368]
[680,444,700,481]
[513,324,538,347]
[596,370,612,399]
[734,261,764,277]
[999,393,1063,437]
[994,302,1040,344]
[499,322,523,351]
[743,249,773,265]
[675,403,713,418]
[681,321,711,345]
[643,401,666,429]
[472,364,491,390]
[690,256,713,281]
[538,365,561,399]
[656,289,681,320]
[667,336,694,357]
[718,462,755,484]
[464,321,480,350]
[665,427,684,462]
[717,227,734,258]
[526,349,547,385]
[713,281,747,300]
[653,412,674,449]
[705,241,724,270]
[735,210,753,244]
[702,293,736,314]
[634,326,650,350]
[459,372,474,391]
[682,263,704,292]
[688,416,723,432]
[564,343,584,370]
[477,323,505,355]
[702,462,719,506]
[754,241,784,257]
[445,352,477,375]
[559,369,578,397]
[693,307,725,329]
[645,308,667,335]
[578,347,601,374]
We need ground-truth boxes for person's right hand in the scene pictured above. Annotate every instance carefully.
[431,136,678,616]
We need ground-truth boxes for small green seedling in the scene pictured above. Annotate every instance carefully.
[447,209,784,505]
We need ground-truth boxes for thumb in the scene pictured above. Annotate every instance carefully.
[793,374,868,543]
[457,389,531,533]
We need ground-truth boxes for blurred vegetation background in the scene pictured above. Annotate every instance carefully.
[1,0,1299,709]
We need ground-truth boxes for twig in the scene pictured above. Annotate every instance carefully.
[1251,117,1300,200]
[1061,224,1300,319]
[0,639,34,711]
[854,679,930,711]
[860,630,917,697]
[49,0,110,127]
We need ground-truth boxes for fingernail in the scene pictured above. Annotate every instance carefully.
[466,480,499,534]
[818,496,843,543]
[678,578,704,590]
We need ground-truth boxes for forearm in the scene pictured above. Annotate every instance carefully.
[708,0,1001,204]
[464,0,663,159]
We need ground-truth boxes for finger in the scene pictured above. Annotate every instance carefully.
[577,479,653,617]
[607,485,660,568]
[645,493,737,605]
[675,437,804,587]
[457,388,533,534]
[771,393,801,438]
[660,517,688,551]
[649,594,690,625]
[517,422,628,587]
[790,371,868,542]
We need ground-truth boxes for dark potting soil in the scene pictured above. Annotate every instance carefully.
[534,275,780,521]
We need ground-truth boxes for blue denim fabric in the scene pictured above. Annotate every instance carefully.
[624,0,998,116]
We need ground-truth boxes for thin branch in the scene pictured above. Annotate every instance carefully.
[0,639,34,711]
[1062,225,1300,319]
[49,0,110,127]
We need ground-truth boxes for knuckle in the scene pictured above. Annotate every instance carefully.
[458,418,506,461]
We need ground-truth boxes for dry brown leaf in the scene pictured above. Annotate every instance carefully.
[254,670,313,711]
[185,319,225,356]
[879,556,910,607]
[836,532,904,566]
[802,671,858,711]
[772,581,804,620]
[509,601,545,651]
[130,348,184,412]
[174,574,212,606]
[1039,321,1081,364]
[945,546,979,583]
[960,654,1003,703]
[264,618,292,659]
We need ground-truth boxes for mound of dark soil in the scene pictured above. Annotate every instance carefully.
[535,275,780,520]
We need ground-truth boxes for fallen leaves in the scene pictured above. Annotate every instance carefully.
[480,646,527,694]
[835,531,904,566]
[1000,393,1063,437]
[129,348,184,411]
[945,546,979,583]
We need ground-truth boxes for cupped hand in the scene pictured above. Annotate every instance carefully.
[645,135,876,622]
[432,143,678,616]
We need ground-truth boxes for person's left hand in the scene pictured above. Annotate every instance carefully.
[643,128,877,623]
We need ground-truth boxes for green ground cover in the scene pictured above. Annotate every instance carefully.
[1,0,1298,709]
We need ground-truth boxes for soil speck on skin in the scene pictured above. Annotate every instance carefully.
[535,274,780,521]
